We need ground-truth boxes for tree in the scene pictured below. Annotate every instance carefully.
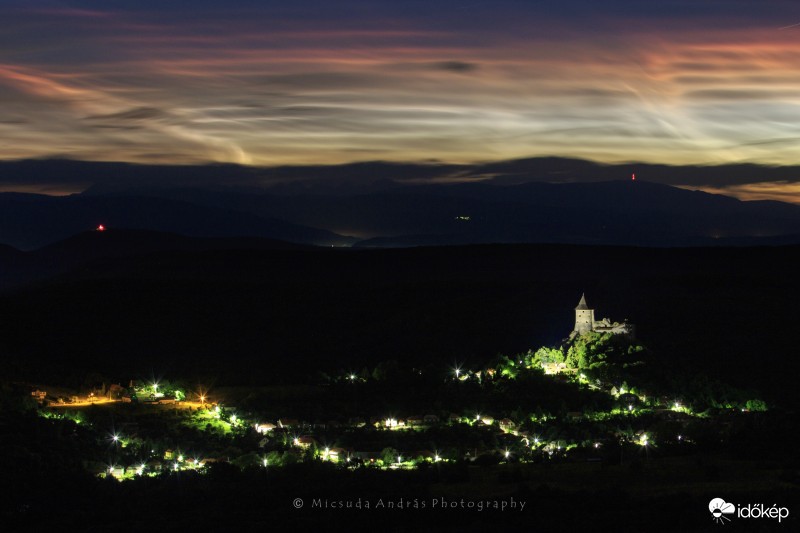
[380,447,399,465]
[744,399,767,412]
[532,347,564,366]
[231,452,261,469]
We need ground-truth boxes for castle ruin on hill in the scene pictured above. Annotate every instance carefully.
[570,293,634,340]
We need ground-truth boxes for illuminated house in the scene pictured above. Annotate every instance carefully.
[294,435,318,448]
[572,294,634,338]
[499,418,516,431]
[255,422,276,434]
[327,447,349,462]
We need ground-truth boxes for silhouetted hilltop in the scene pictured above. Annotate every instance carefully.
[0,228,311,288]
[36,228,309,260]
[0,193,353,249]
[0,243,20,256]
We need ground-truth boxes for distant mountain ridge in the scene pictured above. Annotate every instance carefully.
[2,160,800,248]
[0,193,353,250]
[78,180,800,247]
[5,156,800,195]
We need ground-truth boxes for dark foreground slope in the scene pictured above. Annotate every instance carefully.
[0,237,797,409]
[1,238,798,532]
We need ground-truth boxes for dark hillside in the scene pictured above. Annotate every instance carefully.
[0,241,796,408]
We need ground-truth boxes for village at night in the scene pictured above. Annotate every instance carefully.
[25,295,767,480]
[5,286,791,527]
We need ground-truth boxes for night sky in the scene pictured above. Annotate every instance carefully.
[2,1,800,199]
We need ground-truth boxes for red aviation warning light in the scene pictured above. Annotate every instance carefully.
[96,224,106,232]
[632,173,636,181]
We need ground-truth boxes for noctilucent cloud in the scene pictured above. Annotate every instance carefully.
[1,1,799,174]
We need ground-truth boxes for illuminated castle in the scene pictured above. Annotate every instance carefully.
[572,293,633,338]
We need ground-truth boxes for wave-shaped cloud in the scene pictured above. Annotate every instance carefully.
[0,1,799,168]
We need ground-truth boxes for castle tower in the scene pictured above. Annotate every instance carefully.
[574,293,594,335]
